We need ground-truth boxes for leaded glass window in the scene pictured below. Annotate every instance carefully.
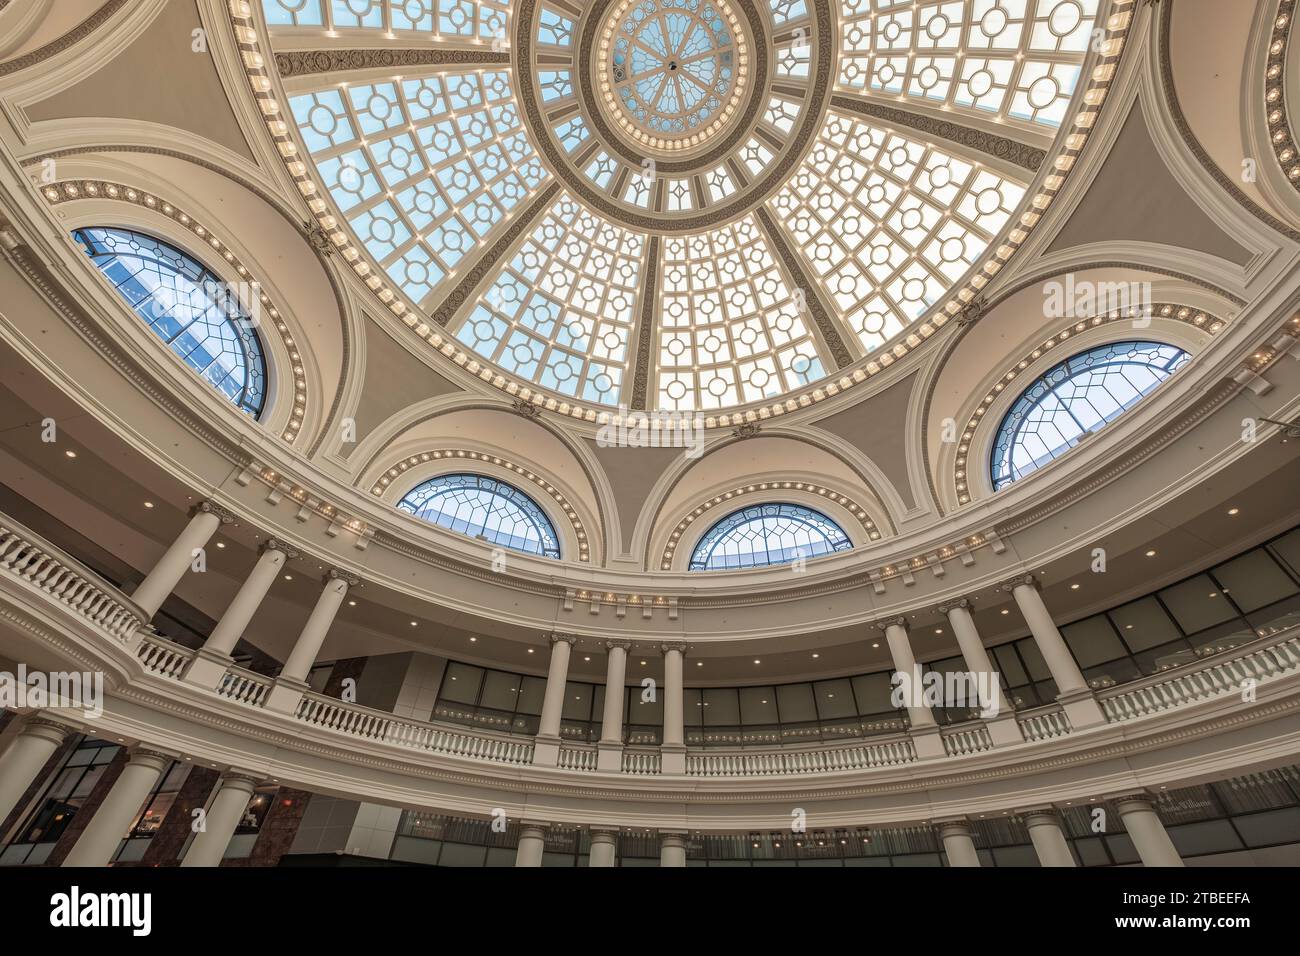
[688,503,853,570]
[991,340,1190,490]
[73,227,268,417]
[397,474,561,558]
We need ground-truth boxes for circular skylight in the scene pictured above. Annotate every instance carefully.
[263,0,1111,417]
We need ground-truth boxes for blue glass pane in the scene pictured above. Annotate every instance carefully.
[689,503,853,571]
[397,474,560,559]
[991,340,1190,490]
[73,227,267,418]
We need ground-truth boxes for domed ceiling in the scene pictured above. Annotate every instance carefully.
[260,0,1108,417]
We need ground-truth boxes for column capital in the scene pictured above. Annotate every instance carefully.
[660,642,688,655]
[659,831,688,847]
[127,746,175,769]
[195,500,237,524]
[934,818,975,837]
[1020,808,1065,827]
[548,632,577,646]
[261,538,300,560]
[589,828,618,841]
[874,616,908,632]
[326,568,360,587]
[18,714,76,743]
[1109,792,1159,813]
[604,640,632,651]
[935,597,973,615]
[217,771,263,791]
[1000,573,1039,593]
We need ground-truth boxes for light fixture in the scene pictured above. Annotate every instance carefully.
[934,627,943,634]
[1070,583,1080,590]
[871,642,880,648]
[811,653,820,659]
[143,501,154,509]
[347,600,356,606]
[409,621,418,627]
[1145,550,1157,557]
[469,636,477,642]
[527,648,535,654]
[1227,507,1240,515]
[64,450,77,458]
[753,659,761,664]
[283,575,293,581]
[215,542,225,549]
[584,655,591,661]
[1000,609,1010,615]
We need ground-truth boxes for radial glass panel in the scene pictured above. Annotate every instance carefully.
[689,503,853,570]
[397,474,561,558]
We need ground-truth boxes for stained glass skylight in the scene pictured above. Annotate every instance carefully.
[689,503,853,570]
[398,474,561,558]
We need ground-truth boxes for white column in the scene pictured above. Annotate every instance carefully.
[940,599,1022,745]
[937,820,981,867]
[659,831,687,867]
[660,643,686,774]
[1116,796,1184,867]
[515,823,547,867]
[265,569,357,714]
[63,749,171,867]
[1004,575,1105,728]
[879,618,945,758]
[1023,810,1076,867]
[589,829,617,867]
[0,717,71,825]
[180,772,259,868]
[184,541,298,688]
[130,502,231,618]
[533,634,574,767]
[596,641,629,772]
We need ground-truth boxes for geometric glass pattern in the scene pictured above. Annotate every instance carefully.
[73,227,268,417]
[288,71,547,306]
[261,0,508,38]
[454,193,645,404]
[769,113,1026,353]
[837,0,1100,129]
[657,214,827,410]
[689,503,853,570]
[609,0,736,140]
[990,341,1191,490]
[397,474,561,558]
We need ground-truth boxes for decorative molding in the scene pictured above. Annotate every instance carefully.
[1265,0,1300,190]
[273,47,509,78]
[326,568,361,588]
[629,235,660,410]
[828,95,1047,172]
[659,479,882,570]
[196,500,238,524]
[0,0,126,77]
[262,538,300,560]
[40,181,311,444]
[369,448,591,563]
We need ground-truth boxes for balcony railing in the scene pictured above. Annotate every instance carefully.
[0,518,145,641]
[685,736,917,777]
[941,723,994,756]
[136,632,194,679]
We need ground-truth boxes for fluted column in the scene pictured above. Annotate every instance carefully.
[265,569,358,714]
[1002,575,1105,728]
[589,829,617,867]
[184,540,298,688]
[515,823,547,867]
[1115,795,1184,867]
[659,831,687,867]
[878,618,945,758]
[1023,809,1076,867]
[180,772,260,867]
[0,716,72,825]
[63,748,172,867]
[596,640,630,772]
[938,598,1022,745]
[937,820,981,867]
[131,501,233,618]
[533,634,575,767]
[660,642,687,774]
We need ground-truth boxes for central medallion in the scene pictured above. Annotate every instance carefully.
[598,0,750,156]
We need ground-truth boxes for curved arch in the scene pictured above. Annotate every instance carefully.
[989,340,1190,491]
[72,224,270,418]
[397,472,562,560]
[686,502,853,572]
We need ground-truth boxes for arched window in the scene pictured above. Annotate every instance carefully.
[73,227,268,417]
[688,503,853,571]
[397,474,561,559]
[991,341,1190,490]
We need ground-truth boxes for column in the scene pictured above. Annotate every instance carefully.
[180,772,260,867]
[0,717,71,825]
[515,823,547,867]
[937,820,981,867]
[130,501,233,618]
[184,540,298,688]
[938,599,1022,746]
[596,640,629,772]
[265,569,358,714]
[660,643,686,774]
[878,618,944,758]
[1115,795,1184,867]
[1003,575,1105,728]
[589,829,617,867]
[1023,809,1076,867]
[659,831,687,867]
[533,634,575,767]
[63,748,172,867]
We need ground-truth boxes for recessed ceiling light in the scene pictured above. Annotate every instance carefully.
[215,542,225,549]
[871,642,879,648]
[811,653,820,659]
[753,659,761,664]
[143,501,154,509]
[584,656,591,661]
[409,621,418,626]
[527,648,535,653]
[283,575,293,581]
[696,661,703,667]
[1070,583,1080,590]
[64,450,77,458]
[934,628,943,634]
[1000,609,1010,615]
[469,636,477,642]
[1227,507,1239,515]
[1145,550,1157,557]
[640,660,647,666]
[347,600,356,606]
